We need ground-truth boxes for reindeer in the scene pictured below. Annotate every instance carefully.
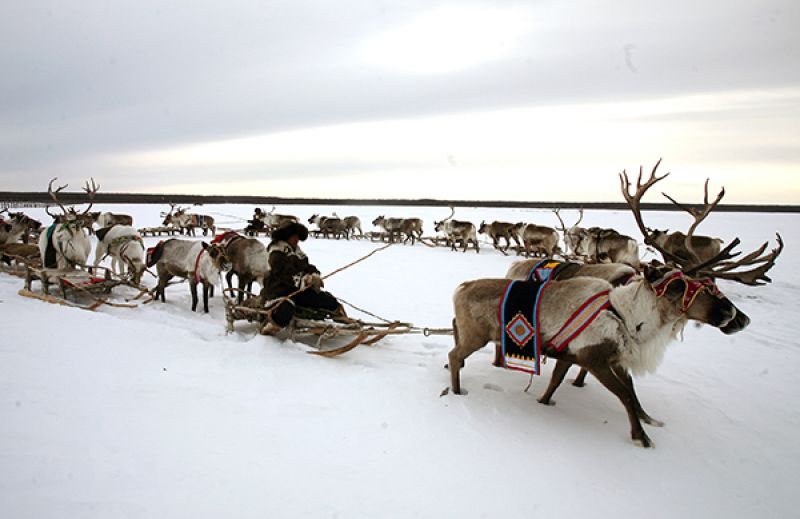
[516,223,560,257]
[448,161,782,447]
[478,221,522,252]
[93,225,146,283]
[0,209,28,244]
[175,207,216,237]
[161,203,187,233]
[213,231,268,303]
[1,210,43,244]
[0,243,40,268]
[371,216,423,245]
[96,212,134,228]
[38,178,99,270]
[257,207,299,230]
[642,180,727,264]
[553,208,586,256]
[149,239,232,313]
[332,213,363,239]
[308,214,347,239]
[579,227,640,267]
[434,207,479,253]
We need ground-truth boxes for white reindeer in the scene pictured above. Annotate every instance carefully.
[94,225,146,283]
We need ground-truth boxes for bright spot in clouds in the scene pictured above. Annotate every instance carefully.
[361,6,532,74]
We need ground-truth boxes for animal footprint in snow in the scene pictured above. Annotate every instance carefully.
[483,383,504,392]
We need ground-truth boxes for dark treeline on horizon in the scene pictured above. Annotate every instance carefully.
[0,191,797,213]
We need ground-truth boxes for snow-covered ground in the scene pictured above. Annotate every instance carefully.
[2,203,799,518]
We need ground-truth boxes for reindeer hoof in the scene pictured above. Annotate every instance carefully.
[632,434,655,448]
[572,380,586,387]
[537,397,556,406]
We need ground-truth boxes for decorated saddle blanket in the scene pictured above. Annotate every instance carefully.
[499,278,548,375]
[211,230,242,248]
[501,259,613,375]
[146,239,175,267]
[44,224,58,269]
[525,258,581,283]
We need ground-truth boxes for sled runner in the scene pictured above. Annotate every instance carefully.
[19,263,144,311]
[223,288,412,356]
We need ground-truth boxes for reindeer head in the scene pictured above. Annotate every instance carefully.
[478,221,487,234]
[204,242,232,273]
[44,177,99,229]
[372,216,385,226]
[621,160,782,333]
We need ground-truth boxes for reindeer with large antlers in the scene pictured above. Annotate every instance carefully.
[38,178,99,270]
[448,161,781,447]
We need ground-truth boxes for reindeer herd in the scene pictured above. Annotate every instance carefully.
[0,162,785,448]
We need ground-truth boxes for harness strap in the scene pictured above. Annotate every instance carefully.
[547,290,611,352]
[194,248,206,284]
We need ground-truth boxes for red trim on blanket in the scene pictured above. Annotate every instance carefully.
[547,290,611,352]
[194,248,206,284]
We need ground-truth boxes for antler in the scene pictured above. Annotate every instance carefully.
[619,159,692,266]
[47,177,70,216]
[552,208,567,232]
[80,178,99,215]
[689,234,783,286]
[661,178,725,264]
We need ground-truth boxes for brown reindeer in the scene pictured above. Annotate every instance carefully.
[478,220,522,252]
[308,214,347,239]
[372,216,423,244]
[516,223,560,257]
[448,161,782,447]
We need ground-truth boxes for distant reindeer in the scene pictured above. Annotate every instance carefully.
[516,223,560,257]
[371,216,423,245]
[308,214,347,239]
[478,220,522,253]
[434,207,479,253]
[332,212,363,239]
[552,208,586,256]
[161,204,215,236]
[38,178,99,270]
[97,212,134,228]
[553,208,638,267]
[256,207,299,231]
[149,239,232,313]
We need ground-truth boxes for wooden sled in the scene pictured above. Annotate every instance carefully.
[20,264,143,311]
[223,288,412,356]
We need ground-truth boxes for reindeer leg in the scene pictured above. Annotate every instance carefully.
[226,270,234,291]
[588,362,653,447]
[202,282,210,313]
[538,358,573,406]
[492,343,503,367]
[573,368,589,387]
[190,279,199,311]
[611,365,664,427]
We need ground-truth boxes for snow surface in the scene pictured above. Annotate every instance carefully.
[2,203,799,519]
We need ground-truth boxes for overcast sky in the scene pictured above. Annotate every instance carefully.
[1,0,798,203]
